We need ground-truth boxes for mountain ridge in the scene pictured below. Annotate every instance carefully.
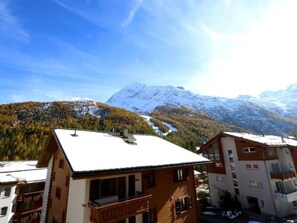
[106,83,297,135]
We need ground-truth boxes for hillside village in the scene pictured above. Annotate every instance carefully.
[1,85,297,223]
[2,128,297,223]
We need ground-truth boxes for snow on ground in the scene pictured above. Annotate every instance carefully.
[141,115,177,136]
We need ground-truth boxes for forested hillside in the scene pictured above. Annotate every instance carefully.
[151,106,245,152]
[0,100,155,161]
[0,100,247,161]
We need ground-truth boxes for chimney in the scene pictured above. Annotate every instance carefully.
[123,127,128,138]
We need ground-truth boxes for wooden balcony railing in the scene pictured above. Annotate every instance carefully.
[270,171,296,180]
[88,194,152,223]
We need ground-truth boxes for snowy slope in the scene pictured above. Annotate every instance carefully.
[106,83,297,135]
[236,83,297,118]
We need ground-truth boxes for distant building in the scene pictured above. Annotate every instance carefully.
[0,161,47,223]
[37,128,209,223]
[199,132,297,218]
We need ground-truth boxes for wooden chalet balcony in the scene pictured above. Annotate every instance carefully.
[88,194,152,223]
[270,171,296,180]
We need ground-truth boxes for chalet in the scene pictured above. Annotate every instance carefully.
[0,161,46,223]
[199,132,297,219]
[37,128,209,223]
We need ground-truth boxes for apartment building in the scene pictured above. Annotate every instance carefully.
[199,132,297,218]
[37,128,209,223]
[0,161,47,223]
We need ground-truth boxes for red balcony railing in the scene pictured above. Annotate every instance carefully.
[270,171,296,180]
[88,194,152,223]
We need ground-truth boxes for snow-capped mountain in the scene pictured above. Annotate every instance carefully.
[106,83,297,135]
[236,83,297,118]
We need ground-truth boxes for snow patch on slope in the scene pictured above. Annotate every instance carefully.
[141,115,177,136]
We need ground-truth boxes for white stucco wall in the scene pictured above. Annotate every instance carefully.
[40,156,53,223]
[66,178,90,223]
[0,185,16,223]
[208,173,228,207]
[220,136,277,216]
[66,172,143,223]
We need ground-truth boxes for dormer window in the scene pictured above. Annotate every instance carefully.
[243,147,256,153]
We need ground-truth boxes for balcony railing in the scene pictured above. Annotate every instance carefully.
[88,194,152,223]
[275,190,297,202]
[270,171,296,180]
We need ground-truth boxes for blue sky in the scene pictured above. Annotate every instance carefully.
[1,0,297,104]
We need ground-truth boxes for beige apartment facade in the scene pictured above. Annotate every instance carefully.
[200,132,297,218]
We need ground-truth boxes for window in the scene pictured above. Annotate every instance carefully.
[59,159,64,169]
[173,168,188,182]
[293,201,297,209]
[205,143,220,161]
[268,147,277,157]
[143,208,157,223]
[2,188,11,198]
[228,150,233,157]
[249,181,263,188]
[243,147,256,153]
[175,196,192,214]
[65,175,70,187]
[0,207,7,216]
[272,163,280,173]
[276,181,285,193]
[246,164,259,169]
[234,188,240,195]
[232,172,237,179]
[55,187,61,199]
[233,179,238,187]
[101,178,116,197]
[145,172,156,188]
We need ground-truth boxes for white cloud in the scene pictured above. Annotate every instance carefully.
[0,0,29,41]
[122,0,143,27]
[188,0,297,98]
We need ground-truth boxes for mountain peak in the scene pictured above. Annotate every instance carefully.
[106,83,204,113]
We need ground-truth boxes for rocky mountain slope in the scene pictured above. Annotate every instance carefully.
[106,83,297,135]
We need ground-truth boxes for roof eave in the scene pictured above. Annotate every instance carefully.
[71,161,210,180]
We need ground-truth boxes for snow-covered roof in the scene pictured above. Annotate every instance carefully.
[224,132,297,147]
[0,161,47,184]
[0,160,38,173]
[53,129,209,174]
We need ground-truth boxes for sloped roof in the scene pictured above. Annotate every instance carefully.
[0,161,47,185]
[0,160,38,173]
[224,132,297,147]
[41,129,209,176]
